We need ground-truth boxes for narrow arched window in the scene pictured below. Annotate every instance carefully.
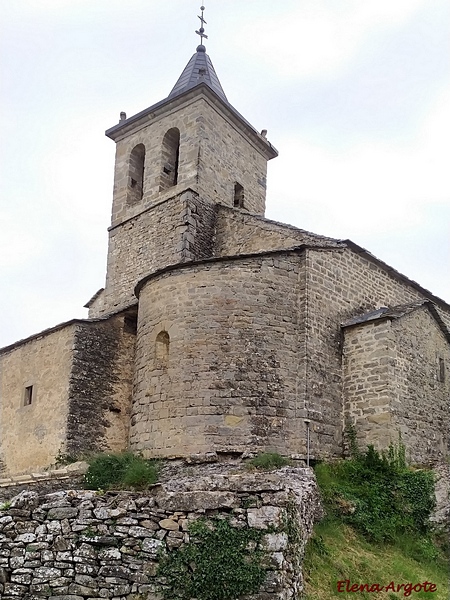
[160,128,180,192]
[233,182,244,208]
[128,144,145,204]
[156,331,170,369]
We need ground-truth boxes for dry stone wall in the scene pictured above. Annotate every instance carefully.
[0,466,320,600]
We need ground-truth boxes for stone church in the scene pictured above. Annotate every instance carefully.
[1,38,449,477]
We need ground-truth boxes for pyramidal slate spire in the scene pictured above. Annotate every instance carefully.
[168,6,228,103]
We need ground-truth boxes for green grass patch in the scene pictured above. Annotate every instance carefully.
[314,446,435,543]
[303,443,448,599]
[303,520,449,600]
[247,452,290,470]
[84,452,158,490]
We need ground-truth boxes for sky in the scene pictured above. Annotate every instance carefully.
[0,0,449,348]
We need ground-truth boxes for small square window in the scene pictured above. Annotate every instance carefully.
[24,385,33,406]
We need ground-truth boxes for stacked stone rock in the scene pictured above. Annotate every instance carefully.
[0,467,320,600]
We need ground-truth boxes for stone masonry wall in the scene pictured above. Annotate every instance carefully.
[93,191,218,318]
[95,193,188,318]
[183,192,217,262]
[392,308,450,464]
[0,325,75,476]
[0,466,320,600]
[109,95,268,230]
[215,206,343,256]
[109,98,202,229]
[342,320,398,451]
[66,315,136,458]
[194,98,269,215]
[342,309,450,465]
[305,246,450,460]
[131,253,307,458]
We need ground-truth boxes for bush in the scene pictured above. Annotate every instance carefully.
[84,452,158,490]
[247,452,290,470]
[157,518,266,600]
[315,444,436,543]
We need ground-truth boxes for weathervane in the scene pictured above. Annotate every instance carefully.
[195,5,208,45]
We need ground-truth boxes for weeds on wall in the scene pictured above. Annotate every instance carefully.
[84,452,158,490]
[157,518,266,600]
[54,450,79,466]
[247,452,291,470]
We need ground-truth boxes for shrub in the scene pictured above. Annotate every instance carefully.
[157,518,266,600]
[247,452,290,470]
[315,444,435,542]
[84,452,158,490]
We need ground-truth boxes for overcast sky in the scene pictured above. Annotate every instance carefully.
[1,0,449,348]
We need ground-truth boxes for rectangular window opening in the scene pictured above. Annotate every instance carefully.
[234,182,244,208]
[438,357,445,383]
[24,385,33,406]
[124,315,138,335]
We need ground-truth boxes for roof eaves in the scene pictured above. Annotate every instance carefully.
[341,301,450,345]
[134,244,321,298]
[84,288,104,309]
[0,319,84,356]
[105,84,278,159]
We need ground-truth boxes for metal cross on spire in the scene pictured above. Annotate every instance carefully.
[195,5,208,45]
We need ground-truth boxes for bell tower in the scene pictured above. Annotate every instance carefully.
[87,8,277,318]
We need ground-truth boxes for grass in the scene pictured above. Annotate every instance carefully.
[246,452,290,470]
[84,452,158,490]
[302,519,449,599]
[313,449,435,543]
[302,445,449,599]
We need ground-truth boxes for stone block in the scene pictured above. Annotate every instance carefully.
[158,491,238,512]
[247,506,283,529]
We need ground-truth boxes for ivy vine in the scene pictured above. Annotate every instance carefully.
[157,517,267,600]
